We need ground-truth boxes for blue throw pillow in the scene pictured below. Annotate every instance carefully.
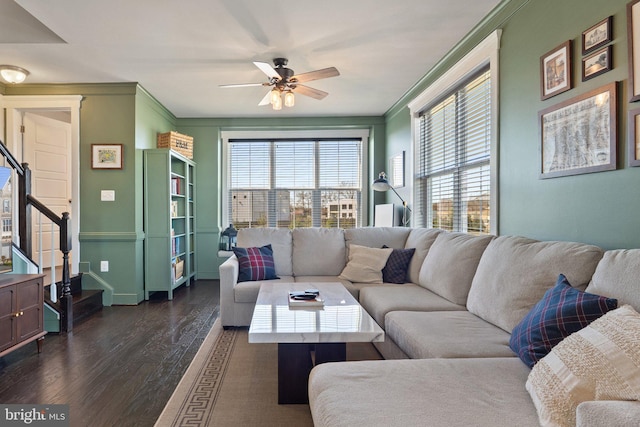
[233,244,279,282]
[381,246,415,284]
[509,274,618,368]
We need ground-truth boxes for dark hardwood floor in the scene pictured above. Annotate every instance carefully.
[0,279,220,427]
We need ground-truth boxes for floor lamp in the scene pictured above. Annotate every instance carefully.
[372,172,411,227]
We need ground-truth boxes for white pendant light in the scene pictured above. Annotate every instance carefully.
[272,94,283,110]
[0,65,30,84]
[284,91,295,107]
[270,88,281,105]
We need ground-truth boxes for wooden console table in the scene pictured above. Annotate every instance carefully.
[0,274,46,358]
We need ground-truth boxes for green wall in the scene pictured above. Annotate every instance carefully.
[385,0,639,250]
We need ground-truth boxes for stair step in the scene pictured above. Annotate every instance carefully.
[72,289,103,325]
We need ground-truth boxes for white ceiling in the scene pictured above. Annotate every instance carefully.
[0,0,501,118]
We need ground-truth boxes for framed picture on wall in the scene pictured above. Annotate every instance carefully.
[539,82,617,179]
[628,108,640,167]
[540,41,572,101]
[92,144,123,169]
[582,45,612,81]
[628,0,640,101]
[582,16,612,55]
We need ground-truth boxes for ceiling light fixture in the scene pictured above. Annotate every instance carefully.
[284,90,295,108]
[0,65,30,84]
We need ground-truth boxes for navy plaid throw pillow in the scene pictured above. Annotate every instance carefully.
[232,244,279,282]
[509,274,617,368]
[381,247,415,284]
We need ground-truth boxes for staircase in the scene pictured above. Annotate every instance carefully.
[45,273,103,329]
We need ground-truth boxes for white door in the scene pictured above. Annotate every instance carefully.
[22,111,72,269]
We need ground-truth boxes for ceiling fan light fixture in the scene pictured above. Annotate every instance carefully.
[284,91,295,107]
[0,65,29,84]
[270,88,281,105]
[272,94,283,110]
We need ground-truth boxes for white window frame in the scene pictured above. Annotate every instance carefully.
[408,30,501,234]
[221,129,370,229]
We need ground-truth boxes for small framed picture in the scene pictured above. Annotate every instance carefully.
[582,16,613,55]
[582,45,612,81]
[628,108,640,167]
[389,151,405,188]
[540,41,572,101]
[92,144,123,169]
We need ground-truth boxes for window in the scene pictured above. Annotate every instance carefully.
[2,219,11,233]
[409,31,500,235]
[226,136,364,229]
[417,68,491,234]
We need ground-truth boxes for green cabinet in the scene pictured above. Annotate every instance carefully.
[143,149,196,300]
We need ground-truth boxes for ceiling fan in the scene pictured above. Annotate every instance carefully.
[219,58,340,110]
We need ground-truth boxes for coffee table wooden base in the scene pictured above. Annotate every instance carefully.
[277,342,346,404]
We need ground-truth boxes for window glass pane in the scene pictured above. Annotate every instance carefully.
[230,190,268,228]
[321,190,359,229]
[275,141,314,188]
[428,174,455,231]
[229,142,270,189]
[461,164,491,234]
[319,141,361,188]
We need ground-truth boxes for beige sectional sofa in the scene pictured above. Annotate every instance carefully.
[219,227,640,426]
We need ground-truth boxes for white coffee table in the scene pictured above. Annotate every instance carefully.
[248,282,384,404]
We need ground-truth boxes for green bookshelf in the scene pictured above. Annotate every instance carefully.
[143,148,196,300]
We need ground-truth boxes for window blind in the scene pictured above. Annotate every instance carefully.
[228,138,362,229]
[417,67,491,234]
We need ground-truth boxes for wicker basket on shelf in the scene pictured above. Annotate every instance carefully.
[157,131,193,159]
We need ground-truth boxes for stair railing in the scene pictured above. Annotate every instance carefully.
[0,140,73,332]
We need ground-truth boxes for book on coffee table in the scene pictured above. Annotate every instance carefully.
[288,291,324,307]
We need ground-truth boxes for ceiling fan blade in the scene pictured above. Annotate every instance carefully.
[292,84,328,100]
[258,91,272,106]
[253,61,281,80]
[219,82,268,88]
[291,67,340,83]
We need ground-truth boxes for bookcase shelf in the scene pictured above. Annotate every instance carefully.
[143,149,197,300]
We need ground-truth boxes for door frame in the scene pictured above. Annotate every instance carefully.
[0,95,82,274]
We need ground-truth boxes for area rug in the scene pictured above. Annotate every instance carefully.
[154,319,383,427]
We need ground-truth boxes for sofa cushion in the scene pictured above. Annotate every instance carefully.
[237,228,293,276]
[292,228,346,276]
[382,247,415,284]
[586,249,640,311]
[526,305,640,427]
[386,311,515,359]
[404,228,443,284]
[339,244,392,283]
[309,358,539,427]
[344,227,410,251]
[232,244,279,282]
[510,274,618,368]
[359,284,465,328]
[234,276,295,303]
[467,236,604,333]
[418,232,494,305]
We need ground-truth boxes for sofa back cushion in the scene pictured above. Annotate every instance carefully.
[418,232,494,305]
[344,227,410,251]
[586,249,640,311]
[237,228,293,276]
[292,228,346,276]
[467,236,604,333]
[404,228,444,284]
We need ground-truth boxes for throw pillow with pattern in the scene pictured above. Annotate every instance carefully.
[509,273,617,368]
[381,246,415,284]
[233,244,279,282]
